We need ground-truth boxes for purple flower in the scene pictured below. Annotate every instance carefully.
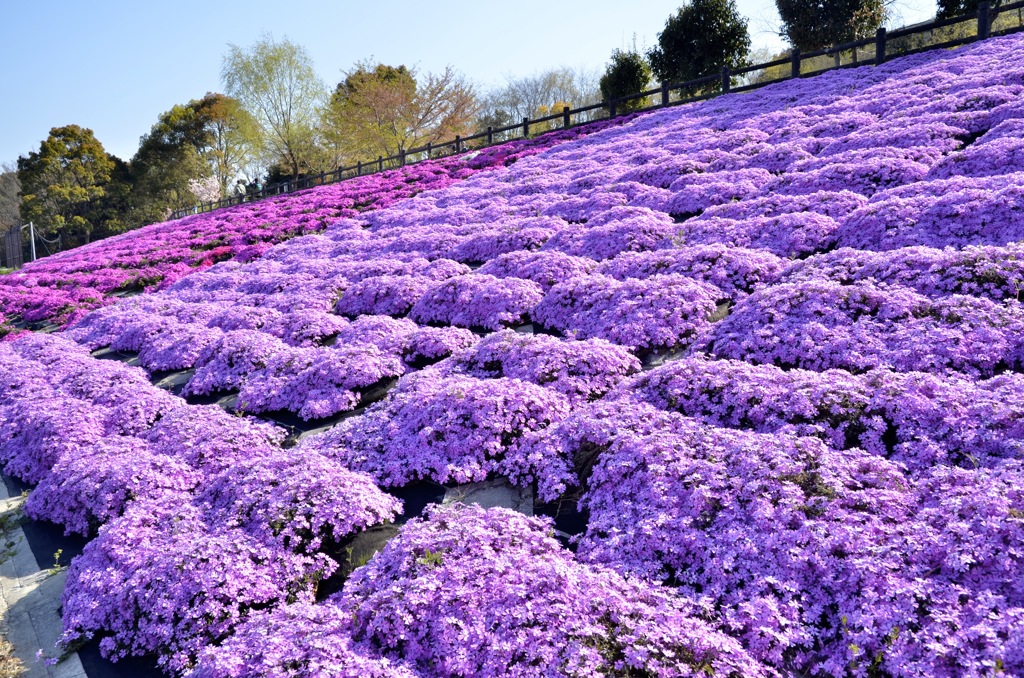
[533,273,721,351]
[599,244,785,299]
[198,449,402,553]
[25,437,199,536]
[705,279,1024,377]
[409,274,544,330]
[61,498,334,672]
[439,330,640,405]
[335,275,435,318]
[236,343,405,420]
[476,250,597,290]
[334,503,771,677]
[301,370,570,487]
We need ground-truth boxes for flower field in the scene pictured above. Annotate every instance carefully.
[0,118,629,329]
[2,32,1024,678]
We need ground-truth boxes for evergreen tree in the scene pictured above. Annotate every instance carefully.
[600,50,653,112]
[17,125,119,248]
[937,0,1002,19]
[776,0,888,51]
[647,0,751,92]
[130,101,215,225]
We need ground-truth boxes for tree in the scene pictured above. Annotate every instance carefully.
[0,161,20,228]
[129,93,259,223]
[647,0,751,92]
[324,62,477,161]
[478,67,601,133]
[198,93,260,197]
[775,0,888,51]
[130,100,217,225]
[937,0,1002,18]
[90,156,133,240]
[600,50,653,112]
[17,125,118,248]
[222,35,326,181]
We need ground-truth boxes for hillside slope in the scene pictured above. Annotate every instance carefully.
[2,32,1023,677]
[0,118,627,328]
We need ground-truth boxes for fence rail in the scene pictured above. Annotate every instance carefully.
[170,0,1024,221]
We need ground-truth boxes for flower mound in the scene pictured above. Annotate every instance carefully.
[301,371,571,488]
[409,274,544,330]
[577,415,1024,675]
[705,280,1024,377]
[26,437,200,536]
[198,449,402,554]
[439,330,641,404]
[533,273,721,351]
[335,504,771,677]
[61,499,335,673]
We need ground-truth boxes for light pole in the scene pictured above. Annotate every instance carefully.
[19,222,36,262]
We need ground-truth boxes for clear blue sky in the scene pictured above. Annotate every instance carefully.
[1,0,936,166]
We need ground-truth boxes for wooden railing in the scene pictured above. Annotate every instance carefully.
[171,0,1024,221]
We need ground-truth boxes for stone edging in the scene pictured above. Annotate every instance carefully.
[0,482,86,678]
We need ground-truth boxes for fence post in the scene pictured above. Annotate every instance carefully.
[356,160,362,176]
[378,156,384,172]
[455,135,462,153]
[522,117,530,138]
[661,81,669,106]
[426,142,432,159]
[563,105,570,128]
[978,1,991,39]
[609,99,617,117]
[399,149,406,166]
[487,126,493,145]
[875,27,887,65]
[721,66,731,92]
[791,49,801,78]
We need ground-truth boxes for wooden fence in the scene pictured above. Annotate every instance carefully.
[171,0,1024,221]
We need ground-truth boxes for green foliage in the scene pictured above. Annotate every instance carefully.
[326,63,417,160]
[776,0,888,51]
[324,61,477,162]
[129,93,257,225]
[200,93,261,196]
[416,549,445,568]
[599,50,652,112]
[221,35,327,181]
[130,100,215,225]
[647,0,751,92]
[17,125,121,248]
[92,156,133,237]
[0,161,20,228]
[937,0,1003,18]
